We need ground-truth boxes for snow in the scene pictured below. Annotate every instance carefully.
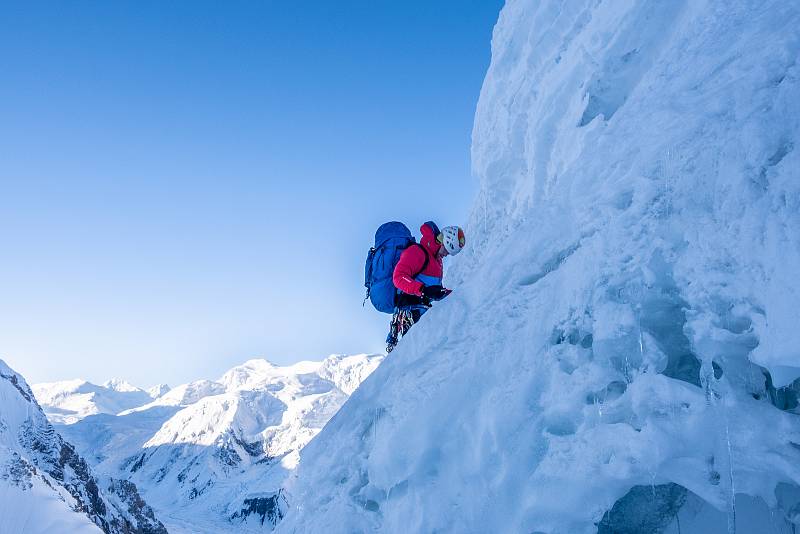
[32,378,153,424]
[0,481,102,534]
[103,378,143,393]
[6,0,800,531]
[1,359,167,533]
[41,354,383,533]
[123,380,226,413]
[147,384,171,399]
[317,354,385,395]
[277,0,800,532]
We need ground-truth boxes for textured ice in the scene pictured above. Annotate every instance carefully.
[278,0,800,532]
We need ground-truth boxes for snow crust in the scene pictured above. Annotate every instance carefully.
[278,1,800,532]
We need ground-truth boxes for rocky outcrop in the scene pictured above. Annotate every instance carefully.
[1,359,168,534]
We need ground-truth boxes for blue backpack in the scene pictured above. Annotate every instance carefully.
[364,222,428,313]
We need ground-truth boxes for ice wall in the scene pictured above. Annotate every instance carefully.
[469,0,800,388]
[278,0,800,532]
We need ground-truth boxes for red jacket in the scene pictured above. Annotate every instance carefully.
[392,222,443,296]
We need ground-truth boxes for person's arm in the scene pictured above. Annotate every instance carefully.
[392,246,426,296]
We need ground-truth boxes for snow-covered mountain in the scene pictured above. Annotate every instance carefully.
[277,1,800,533]
[32,378,164,425]
[35,354,383,533]
[147,384,171,400]
[0,359,167,534]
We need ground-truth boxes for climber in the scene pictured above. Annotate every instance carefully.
[385,222,465,352]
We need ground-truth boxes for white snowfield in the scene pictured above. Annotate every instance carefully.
[278,1,800,533]
[35,354,383,533]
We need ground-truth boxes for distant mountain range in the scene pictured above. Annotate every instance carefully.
[32,377,168,424]
[29,354,382,533]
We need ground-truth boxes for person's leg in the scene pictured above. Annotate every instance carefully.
[400,307,425,337]
[386,310,401,353]
[389,305,431,351]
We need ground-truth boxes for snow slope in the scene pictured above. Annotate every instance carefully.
[278,1,800,532]
[49,354,383,533]
[0,359,167,534]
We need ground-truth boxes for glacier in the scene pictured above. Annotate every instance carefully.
[277,0,800,532]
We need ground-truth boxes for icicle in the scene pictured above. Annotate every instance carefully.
[650,471,657,499]
[723,395,737,534]
[638,318,645,357]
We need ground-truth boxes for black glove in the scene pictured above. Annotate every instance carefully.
[421,285,450,301]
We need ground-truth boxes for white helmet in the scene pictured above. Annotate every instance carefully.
[439,226,465,256]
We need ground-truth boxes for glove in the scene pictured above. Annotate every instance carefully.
[421,285,450,301]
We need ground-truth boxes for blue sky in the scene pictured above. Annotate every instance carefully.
[0,0,503,388]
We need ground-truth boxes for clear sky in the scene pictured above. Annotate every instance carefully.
[0,0,504,388]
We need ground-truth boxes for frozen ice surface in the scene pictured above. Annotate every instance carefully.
[278,0,800,532]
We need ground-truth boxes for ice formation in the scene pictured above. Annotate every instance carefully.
[278,0,800,532]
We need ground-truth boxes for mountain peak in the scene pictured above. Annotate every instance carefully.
[102,378,143,393]
[146,383,171,399]
[241,357,276,367]
[33,378,154,424]
[218,358,280,391]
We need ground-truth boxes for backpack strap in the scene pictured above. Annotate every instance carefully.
[413,243,430,277]
[392,244,432,310]
[363,247,376,306]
